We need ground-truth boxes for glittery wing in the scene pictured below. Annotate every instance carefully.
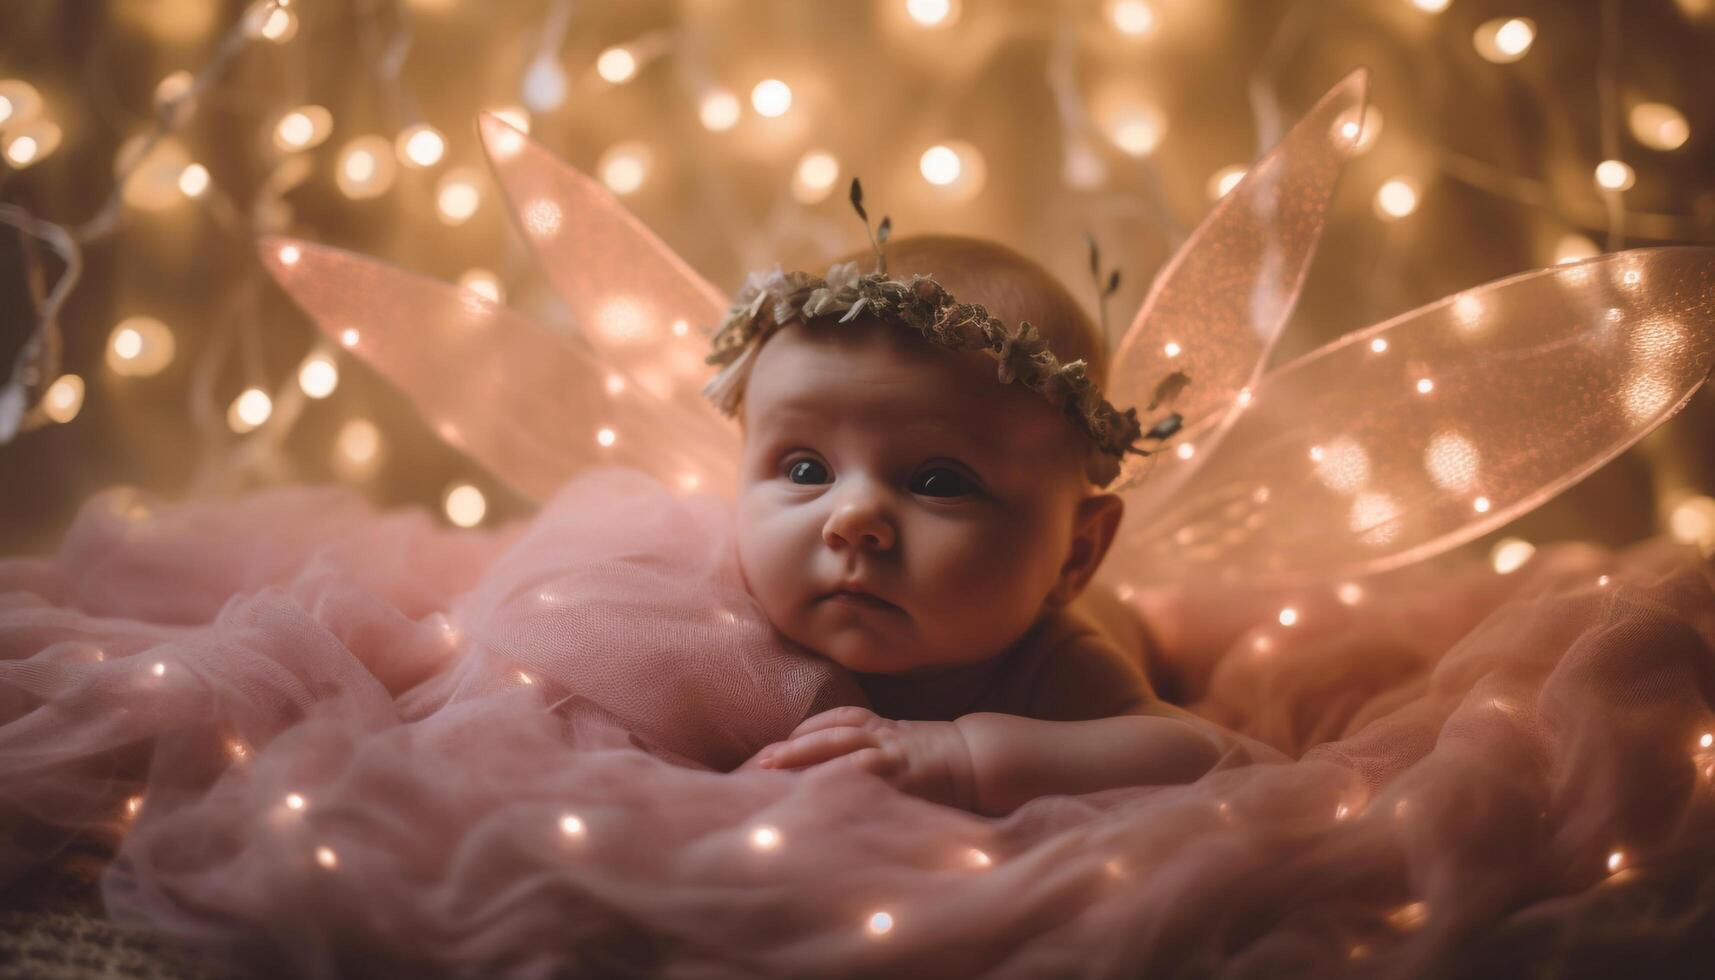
[477,113,734,439]
[260,238,739,502]
[1105,69,1370,509]
[1103,248,1715,588]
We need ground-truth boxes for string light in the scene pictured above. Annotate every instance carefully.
[1207,165,1245,200]
[1108,105,1167,157]
[918,141,985,198]
[41,375,84,424]
[748,824,782,851]
[436,166,483,224]
[274,105,332,151]
[297,354,339,399]
[596,427,617,447]
[177,163,210,197]
[1474,18,1536,64]
[458,269,504,303]
[965,847,992,868]
[1473,496,1491,513]
[1163,341,1182,357]
[1628,103,1689,151]
[397,123,447,168]
[1554,234,1599,264]
[336,135,397,198]
[443,483,487,528]
[126,796,143,818]
[1278,607,1298,627]
[107,316,176,377]
[1175,443,1194,460]
[0,79,43,128]
[3,120,60,168]
[1370,338,1389,353]
[522,56,569,112]
[285,792,306,810]
[866,911,894,936]
[1668,495,1715,551]
[1594,159,1635,192]
[1701,732,1714,749]
[596,46,638,83]
[792,150,841,203]
[559,813,586,837]
[1332,106,1384,154]
[699,90,741,131]
[906,0,959,28]
[1375,178,1420,219]
[227,388,273,433]
[920,145,961,185]
[1411,0,1451,13]
[247,2,298,43]
[1337,582,1364,605]
[1491,537,1535,574]
[1606,850,1626,874]
[1415,377,1435,395]
[1108,0,1157,36]
[315,846,339,869]
[598,142,652,195]
[333,418,383,479]
[750,79,793,117]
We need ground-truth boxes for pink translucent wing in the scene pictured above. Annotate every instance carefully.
[477,114,732,433]
[260,238,741,502]
[1105,248,1715,588]
[1109,69,1369,506]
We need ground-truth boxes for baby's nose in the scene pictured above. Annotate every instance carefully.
[823,500,897,553]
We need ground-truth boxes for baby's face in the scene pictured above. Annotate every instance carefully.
[735,319,1093,676]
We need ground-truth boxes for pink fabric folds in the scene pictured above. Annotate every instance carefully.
[3,468,1714,978]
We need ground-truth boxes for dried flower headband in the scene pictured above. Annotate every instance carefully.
[699,179,1190,487]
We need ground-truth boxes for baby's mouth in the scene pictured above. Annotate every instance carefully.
[820,590,902,614]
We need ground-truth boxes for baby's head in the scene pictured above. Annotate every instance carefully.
[729,235,1125,676]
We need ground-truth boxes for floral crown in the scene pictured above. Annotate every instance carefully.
[699,179,1190,487]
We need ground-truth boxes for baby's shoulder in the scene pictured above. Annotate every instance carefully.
[1009,602,1158,721]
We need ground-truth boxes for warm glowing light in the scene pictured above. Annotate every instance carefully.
[749,824,782,851]
[751,79,793,117]
[1208,165,1246,200]
[598,142,652,195]
[1109,0,1156,36]
[907,0,960,26]
[107,316,176,377]
[1594,159,1635,192]
[596,427,617,447]
[487,104,531,135]
[522,56,569,112]
[298,354,339,399]
[604,374,626,396]
[151,661,166,677]
[1389,901,1429,930]
[458,269,504,304]
[1350,493,1403,545]
[1109,105,1167,157]
[1412,0,1451,14]
[444,483,487,528]
[866,911,894,936]
[672,319,690,337]
[1277,607,1298,627]
[699,90,741,131]
[523,198,562,239]
[1312,438,1371,493]
[336,135,397,198]
[278,244,302,267]
[1236,388,1252,406]
[334,418,382,478]
[1474,18,1535,63]
[177,162,210,197]
[1473,496,1491,513]
[1175,443,1195,460]
[1629,102,1690,151]
[154,70,194,111]
[42,374,84,423]
[1331,105,1384,154]
[1668,495,1715,550]
[274,105,332,151]
[339,327,360,348]
[1415,377,1435,395]
[920,144,962,185]
[316,846,339,869]
[516,671,535,685]
[255,5,298,42]
[3,121,59,168]
[1598,575,1612,587]
[1491,538,1536,574]
[1606,850,1625,873]
[1370,338,1389,353]
[596,46,638,83]
[397,123,446,168]
[285,792,306,810]
[436,166,483,224]
[0,80,43,128]
[126,796,143,817]
[965,847,992,868]
[1700,732,1713,749]
[1163,341,1182,358]
[1337,582,1364,605]
[228,388,273,433]
[559,813,586,837]
[793,151,841,203]
[1554,234,1599,264]
[1375,178,1420,219]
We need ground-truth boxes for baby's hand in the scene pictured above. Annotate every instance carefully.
[756,706,977,810]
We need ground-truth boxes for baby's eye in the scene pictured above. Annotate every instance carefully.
[785,458,830,485]
[910,466,973,498]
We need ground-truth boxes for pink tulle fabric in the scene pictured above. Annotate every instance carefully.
[3,467,1714,978]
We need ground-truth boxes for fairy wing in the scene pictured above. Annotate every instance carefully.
[476,114,736,446]
[1102,248,1715,588]
[1106,69,1371,509]
[260,238,740,502]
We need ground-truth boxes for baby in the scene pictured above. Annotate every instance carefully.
[716,233,1244,815]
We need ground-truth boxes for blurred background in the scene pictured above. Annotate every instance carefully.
[1,0,1712,566]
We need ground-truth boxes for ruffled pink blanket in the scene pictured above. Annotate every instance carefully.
[3,467,1713,978]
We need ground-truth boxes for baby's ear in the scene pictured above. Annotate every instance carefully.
[1047,492,1124,607]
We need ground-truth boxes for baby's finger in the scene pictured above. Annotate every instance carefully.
[820,747,898,780]
[788,705,877,739]
[763,726,875,769]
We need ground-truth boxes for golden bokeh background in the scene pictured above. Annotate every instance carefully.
[2,0,1712,560]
